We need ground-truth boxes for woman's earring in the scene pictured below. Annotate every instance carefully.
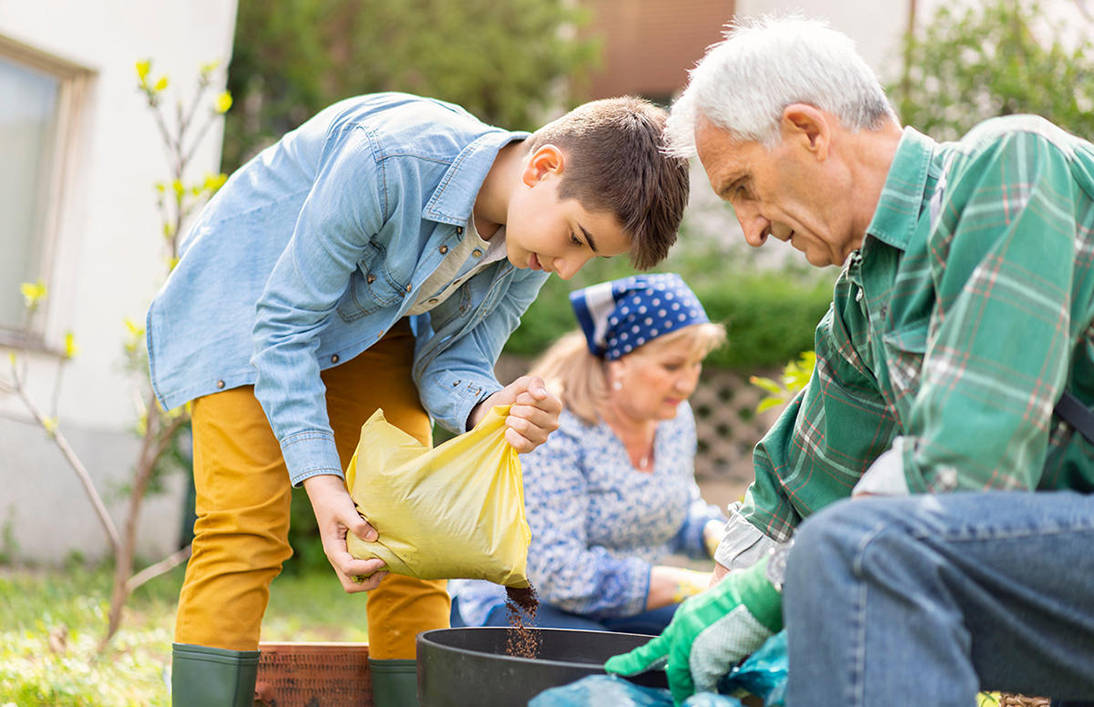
[612,380,623,391]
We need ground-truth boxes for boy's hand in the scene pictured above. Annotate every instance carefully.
[470,376,561,452]
[302,474,388,593]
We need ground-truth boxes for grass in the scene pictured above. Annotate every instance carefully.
[0,562,1033,706]
[0,561,370,706]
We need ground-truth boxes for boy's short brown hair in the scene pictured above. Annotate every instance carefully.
[526,97,690,270]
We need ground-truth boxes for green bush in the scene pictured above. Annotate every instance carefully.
[223,0,596,171]
[889,0,1094,141]
[505,261,833,372]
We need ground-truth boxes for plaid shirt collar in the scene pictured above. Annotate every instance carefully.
[864,127,939,253]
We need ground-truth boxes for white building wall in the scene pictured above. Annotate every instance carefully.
[0,1,237,563]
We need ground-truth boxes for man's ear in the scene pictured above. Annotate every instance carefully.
[522,144,565,187]
[780,104,830,160]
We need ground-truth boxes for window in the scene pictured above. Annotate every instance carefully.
[0,36,89,347]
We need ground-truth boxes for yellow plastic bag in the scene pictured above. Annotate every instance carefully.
[345,405,531,588]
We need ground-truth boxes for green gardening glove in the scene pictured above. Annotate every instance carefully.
[604,555,783,705]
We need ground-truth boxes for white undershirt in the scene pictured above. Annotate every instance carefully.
[407,217,507,316]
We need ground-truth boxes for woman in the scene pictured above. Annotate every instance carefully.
[450,273,727,634]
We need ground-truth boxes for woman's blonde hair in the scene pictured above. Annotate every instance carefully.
[530,322,727,425]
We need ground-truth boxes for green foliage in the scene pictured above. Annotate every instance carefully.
[751,351,817,412]
[0,567,174,706]
[285,486,334,575]
[691,276,831,370]
[890,0,1094,141]
[504,254,833,372]
[0,564,368,705]
[223,0,597,170]
[0,507,16,565]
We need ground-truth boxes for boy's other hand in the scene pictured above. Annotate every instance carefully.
[470,375,561,453]
[302,473,388,593]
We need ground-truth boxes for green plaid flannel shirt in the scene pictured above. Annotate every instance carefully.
[742,117,1094,542]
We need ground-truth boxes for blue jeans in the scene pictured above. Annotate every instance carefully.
[785,492,1094,707]
[451,597,678,636]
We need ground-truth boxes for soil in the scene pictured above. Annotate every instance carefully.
[503,584,541,659]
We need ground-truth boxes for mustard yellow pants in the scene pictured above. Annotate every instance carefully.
[175,322,450,658]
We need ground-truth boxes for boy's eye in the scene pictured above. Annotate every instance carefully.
[570,232,582,246]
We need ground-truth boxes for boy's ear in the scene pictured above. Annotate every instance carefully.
[522,144,565,186]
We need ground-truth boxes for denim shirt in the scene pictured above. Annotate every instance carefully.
[146,93,547,485]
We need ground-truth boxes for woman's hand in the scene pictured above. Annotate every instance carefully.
[648,566,713,609]
[710,561,730,587]
[469,376,561,452]
[302,474,388,593]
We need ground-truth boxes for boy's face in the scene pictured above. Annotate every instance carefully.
[505,146,630,280]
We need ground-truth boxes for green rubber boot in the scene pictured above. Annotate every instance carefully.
[171,642,260,707]
[369,658,419,707]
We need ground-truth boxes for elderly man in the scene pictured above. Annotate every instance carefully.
[606,15,1094,707]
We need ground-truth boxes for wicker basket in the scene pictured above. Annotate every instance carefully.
[254,642,372,706]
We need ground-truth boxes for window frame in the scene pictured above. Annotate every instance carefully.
[0,34,91,354]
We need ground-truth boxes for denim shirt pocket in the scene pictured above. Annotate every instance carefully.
[428,285,472,333]
[336,238,407,322]
[882,323,928,411]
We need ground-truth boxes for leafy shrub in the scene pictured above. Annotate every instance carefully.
[505,262,834,372]
[889,0,1094,141]
[223,0,596,170]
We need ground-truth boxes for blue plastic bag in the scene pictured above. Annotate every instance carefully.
[529,631,788,706]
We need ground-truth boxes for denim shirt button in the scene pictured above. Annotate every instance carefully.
[472,249,483,258]
[404,284,412,293]
[439,245,448,255]
[456,226,464,235]
[216,379,225,389]
[330,354,340,364]
[366,273,376,284]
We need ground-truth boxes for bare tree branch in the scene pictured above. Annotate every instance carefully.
[126,543,191,594]
[14,385,121,551]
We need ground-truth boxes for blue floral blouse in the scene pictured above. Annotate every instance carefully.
[449,403,725,625]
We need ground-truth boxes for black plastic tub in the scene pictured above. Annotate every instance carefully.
[417,627,667,706]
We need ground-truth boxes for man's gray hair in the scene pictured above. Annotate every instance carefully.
[666,15,898,157]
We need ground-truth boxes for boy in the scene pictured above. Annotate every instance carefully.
[148,92,689,706]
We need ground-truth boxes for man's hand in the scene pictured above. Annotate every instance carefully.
[605,557,782,704]
[469,376,561,453]
[302,474,388,593]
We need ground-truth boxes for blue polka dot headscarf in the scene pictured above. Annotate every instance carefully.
[569,273,710,360]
